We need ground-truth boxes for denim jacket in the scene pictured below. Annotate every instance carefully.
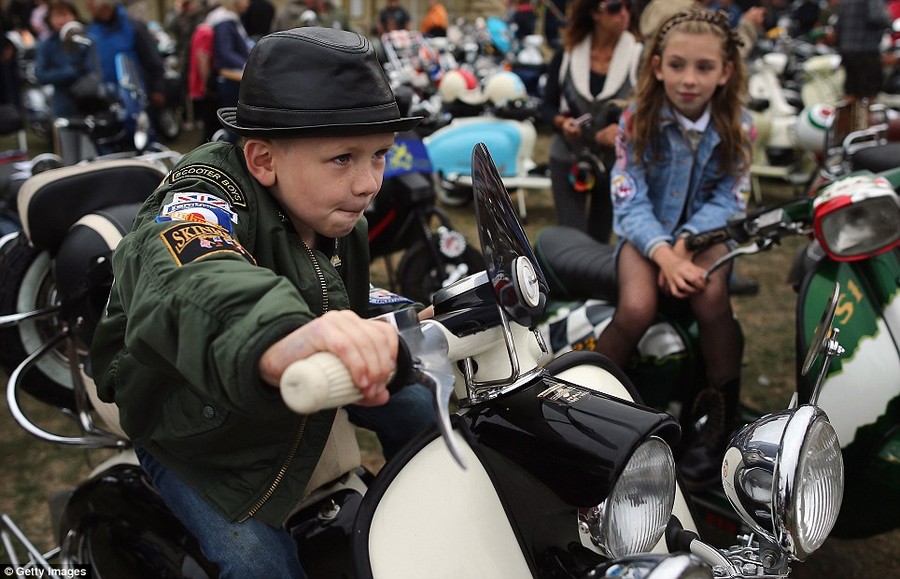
[610,103,752,257]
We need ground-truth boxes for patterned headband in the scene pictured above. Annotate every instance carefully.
[655,8,744,55]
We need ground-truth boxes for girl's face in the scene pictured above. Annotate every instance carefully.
[652,31,732,121]
[265,133,395,244]
[49,8,76,32]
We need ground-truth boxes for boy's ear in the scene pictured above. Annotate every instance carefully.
[243,139,277,187]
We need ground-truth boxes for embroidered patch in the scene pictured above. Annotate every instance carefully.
[160,222,255,266]
[369,285,415,306]
[157,193,239,235]
[611,172,637,206]
[168,164,247,207]
[732,174,751,208]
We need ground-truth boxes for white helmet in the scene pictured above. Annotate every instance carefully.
[438,69,485,105]
[795,103,835,154]
[484,71,527,106]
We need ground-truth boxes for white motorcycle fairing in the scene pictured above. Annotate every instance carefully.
[351,370,682,578]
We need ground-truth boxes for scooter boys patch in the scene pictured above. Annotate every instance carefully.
[369,285,415,306]
[160,222,255,266]
[168,163,247,208]
[157,193,238,235]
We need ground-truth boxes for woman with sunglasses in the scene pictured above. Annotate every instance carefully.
[540,0,642,244]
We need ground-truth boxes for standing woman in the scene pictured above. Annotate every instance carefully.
[541,0,643,243]
[35,0,97,118]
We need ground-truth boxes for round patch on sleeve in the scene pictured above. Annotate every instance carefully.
[611,173,637,207]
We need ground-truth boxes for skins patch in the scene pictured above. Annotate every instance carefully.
[369,285,414,306]
[160,222,255,266]
[168,164,247,207]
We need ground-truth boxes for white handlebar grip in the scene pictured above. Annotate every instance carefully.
[280,352,363,414]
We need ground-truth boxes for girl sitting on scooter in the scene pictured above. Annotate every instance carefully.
[595,8,753,489]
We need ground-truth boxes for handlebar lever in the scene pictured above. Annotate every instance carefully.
[703,237,778,282]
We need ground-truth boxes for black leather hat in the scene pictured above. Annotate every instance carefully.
[217,27,421,137]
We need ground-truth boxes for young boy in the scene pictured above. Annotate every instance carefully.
[90,27,428,576]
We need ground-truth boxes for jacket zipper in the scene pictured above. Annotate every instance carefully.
[239,235,330,522]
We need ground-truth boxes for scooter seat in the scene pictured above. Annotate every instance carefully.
[850,142,900,174]
[17,159,165,251]
[534,226,618,301]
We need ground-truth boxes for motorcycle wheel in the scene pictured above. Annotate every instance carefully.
[0,233,76,410]
[153,107,182,142]
[396,240,484,305]
[434,174,474,207]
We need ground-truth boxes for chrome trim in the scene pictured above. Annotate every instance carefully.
[432,269,489,304]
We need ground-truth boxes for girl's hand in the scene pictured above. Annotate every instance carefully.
[259,310,397,407]
[654,241,706,298]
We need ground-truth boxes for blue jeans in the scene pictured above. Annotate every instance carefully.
[135,447,307,579]
[346,383,436,460]
[134,386,434,576]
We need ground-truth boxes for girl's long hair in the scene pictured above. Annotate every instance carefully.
[629,9,750,176]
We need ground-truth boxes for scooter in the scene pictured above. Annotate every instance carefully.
[367,130,484,304]
[425,70,550,219]
[0,143,845,578]
[533,123,900,543]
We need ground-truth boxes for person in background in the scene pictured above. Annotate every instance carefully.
[709,0,742,28]
[508,0,537,41]
[206,0,250,112]
[377,0,410,34]
[420,0,448,37]
[85,0,166,109]
[319,0,350,30]
[598,8,752,489]
[542,0,570,50]
[241,0,273,39]
[835,0,891,103]
[34,0,97,117]
[187,12,216,142]
[541,0,643,243]
[271,0,317,31]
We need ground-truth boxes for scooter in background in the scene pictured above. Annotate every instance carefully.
[367,130,483,305]
[425,70,550,219]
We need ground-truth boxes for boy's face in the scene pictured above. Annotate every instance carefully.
[260,133,396,243]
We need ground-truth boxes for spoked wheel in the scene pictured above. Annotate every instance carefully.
[0,233,76,410]
[397,240,484,305]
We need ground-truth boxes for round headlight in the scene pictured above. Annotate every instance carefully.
[778,410,844,558]
[579,437,676,558]
[722,405,843,560]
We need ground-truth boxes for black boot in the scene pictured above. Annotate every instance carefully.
[677,379,741,490]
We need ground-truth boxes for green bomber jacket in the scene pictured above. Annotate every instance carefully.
[90,141,373,526]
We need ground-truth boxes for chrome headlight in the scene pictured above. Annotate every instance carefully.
[813,173,900,260]
[721,405,844,559]
[579,437,676,558]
